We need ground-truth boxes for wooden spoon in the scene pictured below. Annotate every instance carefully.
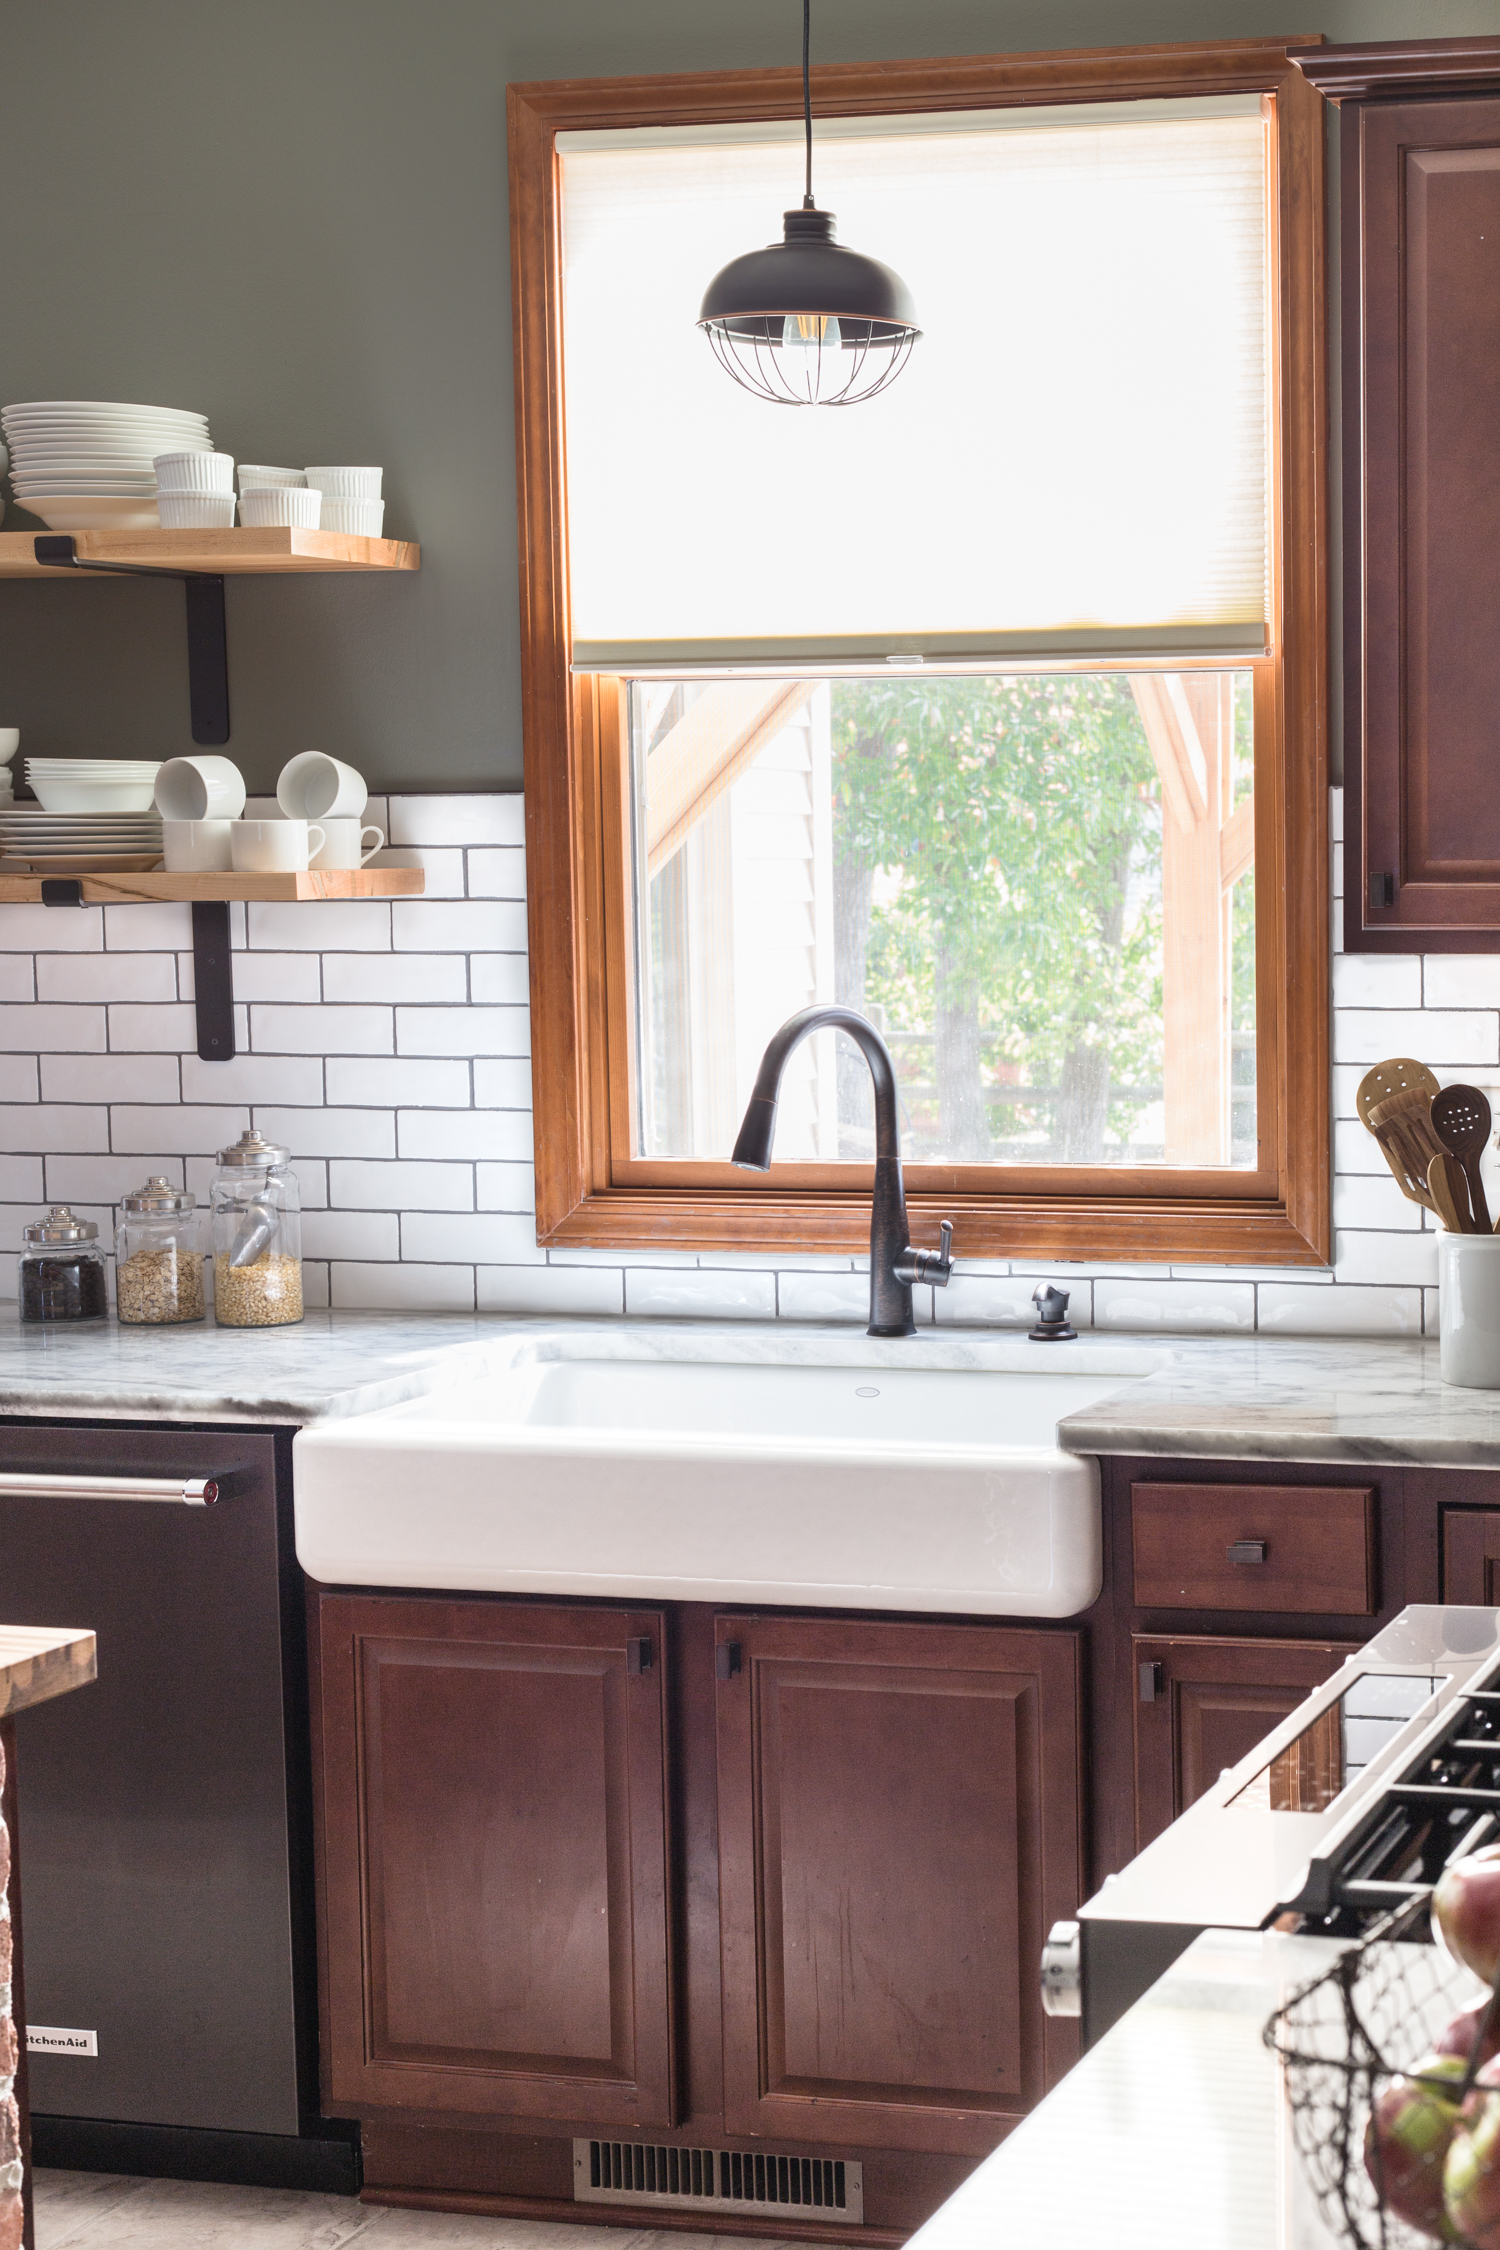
[1432,1083,1493,1232]
[1429,1149,1473,1235]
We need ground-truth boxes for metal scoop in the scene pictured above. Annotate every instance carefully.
[228,1194,280,1269]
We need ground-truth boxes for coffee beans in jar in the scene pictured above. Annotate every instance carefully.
[18,1208,108,1324]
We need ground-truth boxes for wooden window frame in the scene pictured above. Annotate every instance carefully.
[509,37,1330,1265]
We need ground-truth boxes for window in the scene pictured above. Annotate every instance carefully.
[509,39,1328,1265]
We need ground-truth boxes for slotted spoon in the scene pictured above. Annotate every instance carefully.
[1432,1082,1493,1232]
[1356,1057,1441,1127]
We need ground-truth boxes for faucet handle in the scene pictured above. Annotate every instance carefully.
[900,1219,954,1289]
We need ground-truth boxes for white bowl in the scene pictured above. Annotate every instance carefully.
[2,400,210,421]
[0,731,19,767]
[20,498,160,531]
[304,466,382,498]
[153,452,234,494]
[240,486,321,528]
[319,497,385,538]
[236,464,306,490]
[156,492,236,530]
[30,780,160,813]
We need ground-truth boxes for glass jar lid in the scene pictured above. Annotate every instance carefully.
[215,1129,290,1170]
[24,1205,99,1245]
[122,1175,195,1215]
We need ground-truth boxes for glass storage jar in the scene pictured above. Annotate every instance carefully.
[18,1207,108,1325]
[115,1177,205,1325]
[210,1130,304,1328]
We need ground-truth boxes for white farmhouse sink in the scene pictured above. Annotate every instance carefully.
[293,1331,1163,1618]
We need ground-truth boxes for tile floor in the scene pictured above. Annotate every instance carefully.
[34,2169,793,2250]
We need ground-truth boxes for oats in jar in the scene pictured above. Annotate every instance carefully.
[116,1246,205,1325]
[213,1253,304,1328]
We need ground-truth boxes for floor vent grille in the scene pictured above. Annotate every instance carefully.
[574,2139,863,2223]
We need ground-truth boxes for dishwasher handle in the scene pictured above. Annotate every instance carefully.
[0,1471,228,1506]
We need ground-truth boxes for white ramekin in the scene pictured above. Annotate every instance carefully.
[156,491,237,529]
[153,451,234,494]
[239,485,322,529]
[1439,1229,1500,1387]
[319,497,385,537]
[304,466,382,498]
[236,463,306,490]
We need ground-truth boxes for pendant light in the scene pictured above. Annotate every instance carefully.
[697,0,920,406]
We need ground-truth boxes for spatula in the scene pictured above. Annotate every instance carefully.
[1365,1085,1445,1213]
[1432,1083,1493,1232]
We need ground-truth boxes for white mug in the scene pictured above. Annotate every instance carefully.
[309,820,384,871]
[163,818,233,872]
[276,751,367,822]
[155,754,246,822]
[230,818,325,874]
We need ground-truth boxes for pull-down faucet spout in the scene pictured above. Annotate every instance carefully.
[731,1005,954,1338]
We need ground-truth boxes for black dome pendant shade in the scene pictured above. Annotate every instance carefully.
[697,0,920,406]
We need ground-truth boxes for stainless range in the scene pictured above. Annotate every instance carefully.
[1054,1605,1500,2045]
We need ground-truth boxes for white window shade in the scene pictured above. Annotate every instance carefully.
[559,99,1270,670]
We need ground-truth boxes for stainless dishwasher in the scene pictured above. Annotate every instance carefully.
[0,1418,353,2190]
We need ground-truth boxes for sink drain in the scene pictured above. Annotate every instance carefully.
[854,1385,880,1398]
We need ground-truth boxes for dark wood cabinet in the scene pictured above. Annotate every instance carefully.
[1296,45,1500,948]
[315,1593,676,2128]
[1443,1509,1500,1602]
[1132,1633,1361,1849]
[712,1614,1080,2159]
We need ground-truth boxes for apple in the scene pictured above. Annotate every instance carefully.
[1367,2052,1466,2238]
[1434,1847,1500,1987]
[1447,2055,1500,2245]
[1436,2001,1500,2074]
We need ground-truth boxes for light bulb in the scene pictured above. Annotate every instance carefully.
[781,312,842,355]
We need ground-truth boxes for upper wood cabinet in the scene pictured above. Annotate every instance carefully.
[712,1613,1081,2160]
[1298,42,1500,947]
[315,1593,676,2129]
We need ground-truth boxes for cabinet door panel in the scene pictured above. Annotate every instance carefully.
[1348,94,1500,946]
[715,1614,1080,2158]
[1443,1510,1500,1604]
[318,1594,674,2127]
[1133,1634,1360,1850]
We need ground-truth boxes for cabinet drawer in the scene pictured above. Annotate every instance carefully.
[1132,1483,1376,1614]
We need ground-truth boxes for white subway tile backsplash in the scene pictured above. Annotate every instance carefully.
[397,1109,531,1161]
[322,953,467,1005]
[401,1211,543,1264]
[479,1263,622,1316]
[469,955,530,1005]
[0,1004,104,1052]
[331,1262,475,1310]
[0,783,1469,1328]
[396,1007,528,1058]
[472,1058,532,1110]
[180,1054,325,1106]
[626,1268,777,1319]
[466,849,526,900]
[389,794,524,848]
[330,1159,474,1211]
[247,901,390,951]
[392,900,523,953]
[252,1004,392,1055]
[326,1057,470,1107]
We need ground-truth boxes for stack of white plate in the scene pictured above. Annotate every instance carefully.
[0,807,164,871]
[25,758,161,813]
[2,402,215,532]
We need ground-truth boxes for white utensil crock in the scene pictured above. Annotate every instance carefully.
[1439,1230,1500,1386]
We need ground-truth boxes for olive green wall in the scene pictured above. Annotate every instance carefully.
[1,0,1495,790]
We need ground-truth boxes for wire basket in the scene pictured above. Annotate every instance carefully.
[1265,1892,1494,2250]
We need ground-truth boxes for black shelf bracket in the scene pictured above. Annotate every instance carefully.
[191,901,236,1061]
[33,534,230,745]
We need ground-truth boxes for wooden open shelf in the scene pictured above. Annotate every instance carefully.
[0,527,418,576]
[0,868,425,904]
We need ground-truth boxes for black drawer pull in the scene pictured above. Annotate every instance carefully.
[627,1636,652,1675]
[1227,1539,1268,1566]
[716,1641,742,1682]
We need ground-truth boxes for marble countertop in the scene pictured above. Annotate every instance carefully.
[0,1313,1494,1471]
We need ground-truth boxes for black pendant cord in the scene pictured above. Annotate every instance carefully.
[802,0,813,207]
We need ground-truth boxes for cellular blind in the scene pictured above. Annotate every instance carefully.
[558,98,1270,672]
